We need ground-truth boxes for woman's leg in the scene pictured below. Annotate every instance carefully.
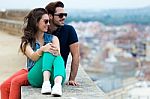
[28,52,55,87]
[0,69,28,99]
[49,56,66,86]
[53,56,66,85]
[51,56,66,96]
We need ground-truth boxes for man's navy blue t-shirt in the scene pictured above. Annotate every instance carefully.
[52,24,78,66]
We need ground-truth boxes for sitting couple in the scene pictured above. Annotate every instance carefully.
[0,1,79,99]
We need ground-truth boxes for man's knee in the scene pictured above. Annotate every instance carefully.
[11,74,29,86]
[21,69,28,73]
[11,78,21,86]
[1,81,10,91]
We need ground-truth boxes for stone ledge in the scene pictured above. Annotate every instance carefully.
[0,18,23,36]
[21,66,106,99]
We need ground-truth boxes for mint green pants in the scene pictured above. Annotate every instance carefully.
[28,52,66,88]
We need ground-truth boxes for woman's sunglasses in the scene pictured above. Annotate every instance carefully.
[54,13,67,18]
[43,19,50,24]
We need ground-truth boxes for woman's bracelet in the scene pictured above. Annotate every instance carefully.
[36,50,42,57]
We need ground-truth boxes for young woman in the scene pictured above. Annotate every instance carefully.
[20,8,66,96]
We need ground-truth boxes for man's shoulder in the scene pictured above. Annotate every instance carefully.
[63,24,74,29]
[60,24,76,34]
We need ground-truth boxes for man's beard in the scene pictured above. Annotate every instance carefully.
[52,20,62,27]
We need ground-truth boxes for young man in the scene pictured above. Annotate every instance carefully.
[45,1,80,86]
[1,1,80,99]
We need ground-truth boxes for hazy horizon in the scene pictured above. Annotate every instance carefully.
[1,0,150,11]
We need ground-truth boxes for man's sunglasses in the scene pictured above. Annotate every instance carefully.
[43,19,50,24]
[54,13,67,18]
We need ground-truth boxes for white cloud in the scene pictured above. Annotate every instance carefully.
[0,0,150,10]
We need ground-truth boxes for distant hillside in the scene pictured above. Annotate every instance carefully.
[0,6,150,25]
[66,6,150,25]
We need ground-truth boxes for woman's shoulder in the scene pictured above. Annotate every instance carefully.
[44,32,53,37]
[52,35,58,40]
[44,32,53,42]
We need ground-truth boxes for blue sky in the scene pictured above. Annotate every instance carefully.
[1,0,150,10]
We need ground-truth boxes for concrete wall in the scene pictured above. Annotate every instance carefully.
[0,10,29,36]
[0,19,23,36]
[0,9,29,21]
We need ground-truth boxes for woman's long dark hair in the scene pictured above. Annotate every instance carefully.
[20,8,48,54]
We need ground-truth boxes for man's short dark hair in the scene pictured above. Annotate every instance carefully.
[45,1,64,16]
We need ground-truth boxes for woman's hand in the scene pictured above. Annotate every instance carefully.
[50,44,60,56]
[41,43,52,52]
[42,43,60,56]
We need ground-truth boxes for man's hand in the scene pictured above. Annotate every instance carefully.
[49,43,60,56]
[67,43,80,86]
[66,80,79,86]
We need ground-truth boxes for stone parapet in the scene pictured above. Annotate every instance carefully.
[21,66,107,99]
[0,18,23,36]
[0,9,29,20]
